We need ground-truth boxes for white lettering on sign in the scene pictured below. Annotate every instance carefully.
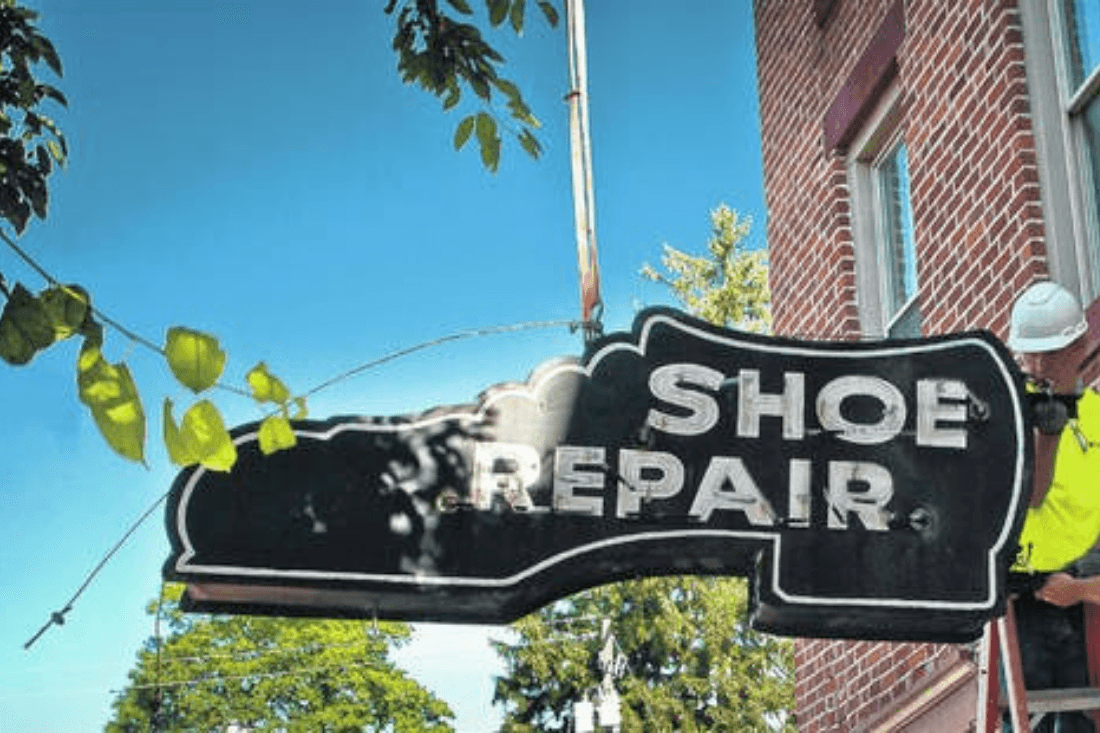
[916,379,968,449]
[737,369,805,440]
[816,375,906,445]
[787,458,812,528]
[616,449,685,518]
[826,460,894,530]
[458,364,977,529]
[645,363,723,436]
[553,446,604,515]
[687,456,778,525]
[473,442,541,511]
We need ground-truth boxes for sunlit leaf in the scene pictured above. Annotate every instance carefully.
[77,343,146,464]
[165,326,225,393]
[510,0,525,34]
[162,398,198,467]
[179,400,237,472]
[0,283,53,364]
[39,284,89,341]
[454,114,475,151]
[246,362,291,404]
[258,415,297,455]
[537,0,559,26]
[46,139,63,165]
[292,397,308,420]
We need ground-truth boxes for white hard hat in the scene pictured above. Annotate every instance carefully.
[1008,280,1087,352]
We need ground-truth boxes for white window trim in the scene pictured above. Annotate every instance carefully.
[1020,0,1100,300]
[847,81,916,338]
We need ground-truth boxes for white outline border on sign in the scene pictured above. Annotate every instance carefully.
[173,312,1027,613]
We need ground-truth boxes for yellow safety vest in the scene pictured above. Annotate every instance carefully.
[1015,389,1100,572]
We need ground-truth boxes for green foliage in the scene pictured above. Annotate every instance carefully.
[641,204,772,333]
[0,0,67,235]
[247,361,308,456]
[162,398,237,472]
[492,206,789,731]
[78,341,146,464]
[493,578,795,732]
[386,0,558,172]
[107,584,455,732]
[0,4,305,471]
[165,327,227,394]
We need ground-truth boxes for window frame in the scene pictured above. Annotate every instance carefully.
[846,81,921,339]
[1021,0,1100,300]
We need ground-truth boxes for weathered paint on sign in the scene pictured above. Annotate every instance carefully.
[164,308,1029,641]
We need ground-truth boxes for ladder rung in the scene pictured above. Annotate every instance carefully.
[1026,687,1100,714]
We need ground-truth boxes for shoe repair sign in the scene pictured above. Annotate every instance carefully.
[164,308,1030,642]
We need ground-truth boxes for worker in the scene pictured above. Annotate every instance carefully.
[1009,280,1100,598]
[1007,279,1099,733]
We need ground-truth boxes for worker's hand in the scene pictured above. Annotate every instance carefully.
[1036,572,1081,607]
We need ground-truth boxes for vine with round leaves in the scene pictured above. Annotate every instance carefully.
[0,279,305,470]
[0,0,305,471]
[2,0,564,469]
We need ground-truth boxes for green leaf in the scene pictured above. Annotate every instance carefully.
[493,77,520,101]
[291,396,308,419]
[46,139,63,164]
[442,81,461,110]
[475,111,496,148]
[162,398,198,467]
[257,415,297,455]
[487,0,508,26]
[39,284,89,341]
[0,283,54,365]
[179,400,237,472]
[510,0,526,33]
[165,326,226,393]
[446,0,474,14]
[537,0,559,26]
[454,114,475,150]
[475,113,500,172]
[518,128,541,159]
[469,72,491,101]
[77,343,146,464]
[246,362,291,404]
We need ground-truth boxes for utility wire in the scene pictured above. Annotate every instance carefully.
[0,231,253,399]
[147,639,376,666]
[23,318,582,650]
[114,660,383,693]
[298,318,581,401]
[24,490,169,650]
[0,229,165,357]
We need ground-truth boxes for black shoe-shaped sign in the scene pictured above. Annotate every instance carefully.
[164,308,1030,642]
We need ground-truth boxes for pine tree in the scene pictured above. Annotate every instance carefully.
[493,207,794,732]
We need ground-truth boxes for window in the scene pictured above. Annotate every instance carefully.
[875,141,920,337]
[1021,0,1100,299]
[1064,1,1100,288]
[848,82,921,338]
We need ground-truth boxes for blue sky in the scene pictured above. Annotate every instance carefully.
[0,1,763,730]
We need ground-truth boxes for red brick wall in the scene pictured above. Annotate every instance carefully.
[754,0,1051,729]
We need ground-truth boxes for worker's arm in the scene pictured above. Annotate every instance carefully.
[1037,572,1100,606]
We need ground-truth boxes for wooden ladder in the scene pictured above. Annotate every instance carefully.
[977,600,1100,731]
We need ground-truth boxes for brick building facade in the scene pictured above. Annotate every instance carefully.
[754,0,1100,729]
